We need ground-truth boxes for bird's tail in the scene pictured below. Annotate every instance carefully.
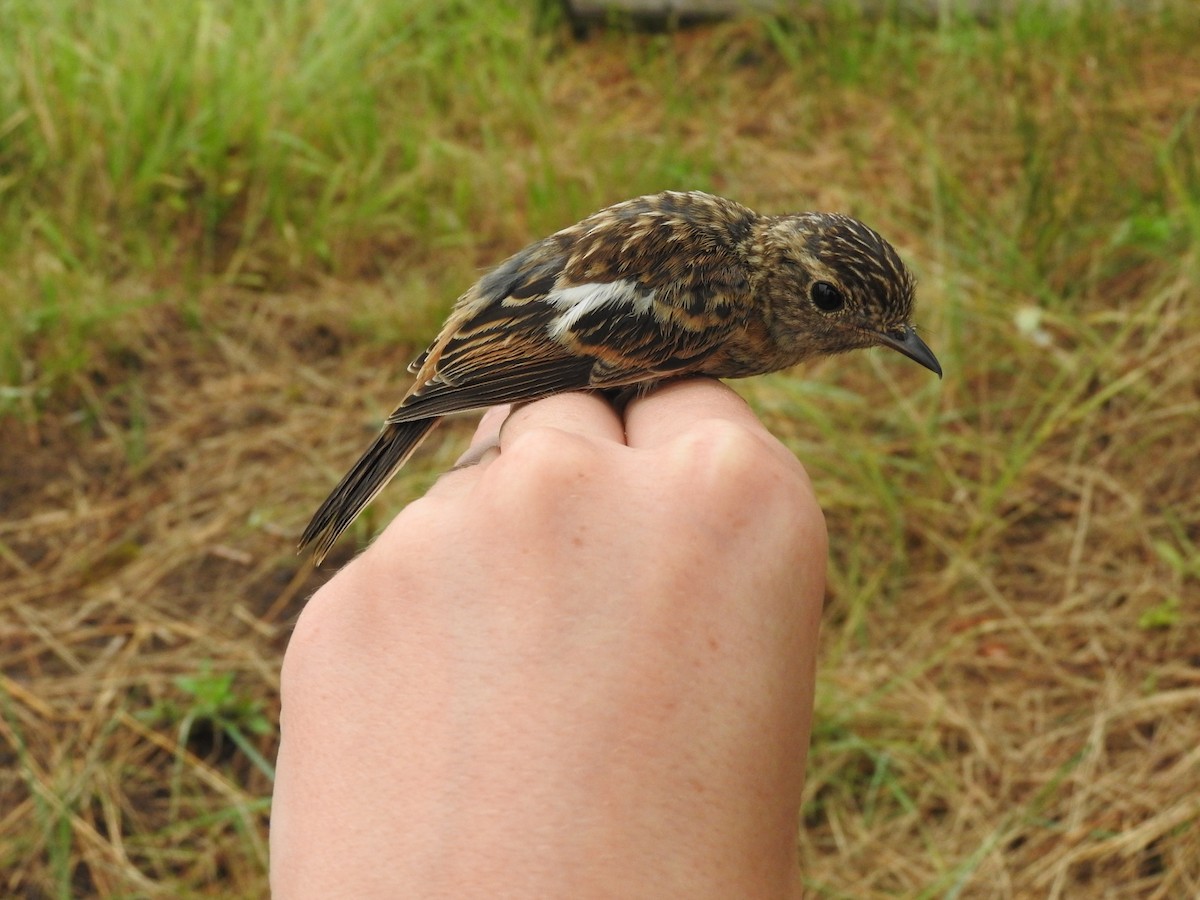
[299,417,442,564]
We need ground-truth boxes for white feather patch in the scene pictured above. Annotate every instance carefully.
[546,281,656,340]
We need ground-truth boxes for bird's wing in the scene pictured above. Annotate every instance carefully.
[387,280,744,424]
[388,278,707,424]
[388,200,753,424]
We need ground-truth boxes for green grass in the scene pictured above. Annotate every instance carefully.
[3,0,1199,896]
[0,0,731,388]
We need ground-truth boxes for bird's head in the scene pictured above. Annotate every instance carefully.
[750,213,941,377]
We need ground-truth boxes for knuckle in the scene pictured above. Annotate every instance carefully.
[658,419,825,571]
[503,425,595,471]
[486,426,602,502]
[671,419,814,509]
[680,417,762,462]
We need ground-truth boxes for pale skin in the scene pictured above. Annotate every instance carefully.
[270,379,827,898]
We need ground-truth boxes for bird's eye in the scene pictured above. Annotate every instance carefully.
[811,281,846,313]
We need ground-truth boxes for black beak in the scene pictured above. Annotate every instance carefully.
[875,326,942,378]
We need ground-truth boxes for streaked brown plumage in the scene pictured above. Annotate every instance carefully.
[301,190,940,563]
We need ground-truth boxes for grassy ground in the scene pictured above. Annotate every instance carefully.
[2,1,1198,896]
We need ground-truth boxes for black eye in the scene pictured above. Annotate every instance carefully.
[811,281,846,313]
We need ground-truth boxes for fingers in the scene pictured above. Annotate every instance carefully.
[624,378,810,483]
[498,391,626,449]
[623,379,762,448]
[422,393,626,503]
[422,379,794,505]
[453,405,509,468]
[420,405,509,500]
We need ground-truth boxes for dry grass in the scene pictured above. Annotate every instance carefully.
[2,4,1199,897]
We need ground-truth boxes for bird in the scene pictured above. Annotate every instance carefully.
[300,190,941,563]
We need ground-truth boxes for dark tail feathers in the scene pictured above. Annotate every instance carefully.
[299,417,442,564]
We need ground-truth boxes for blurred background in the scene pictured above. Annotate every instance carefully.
[2,1,1197,895]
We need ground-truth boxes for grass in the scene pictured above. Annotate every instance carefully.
[2,0,1199,896]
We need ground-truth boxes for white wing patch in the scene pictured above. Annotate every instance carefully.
[546,281,656,340]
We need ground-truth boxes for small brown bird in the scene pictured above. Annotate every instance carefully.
[301,190,940,563]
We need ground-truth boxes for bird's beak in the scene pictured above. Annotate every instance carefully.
[875,326,942,378]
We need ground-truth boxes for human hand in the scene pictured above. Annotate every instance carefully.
[271,379,826,899]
